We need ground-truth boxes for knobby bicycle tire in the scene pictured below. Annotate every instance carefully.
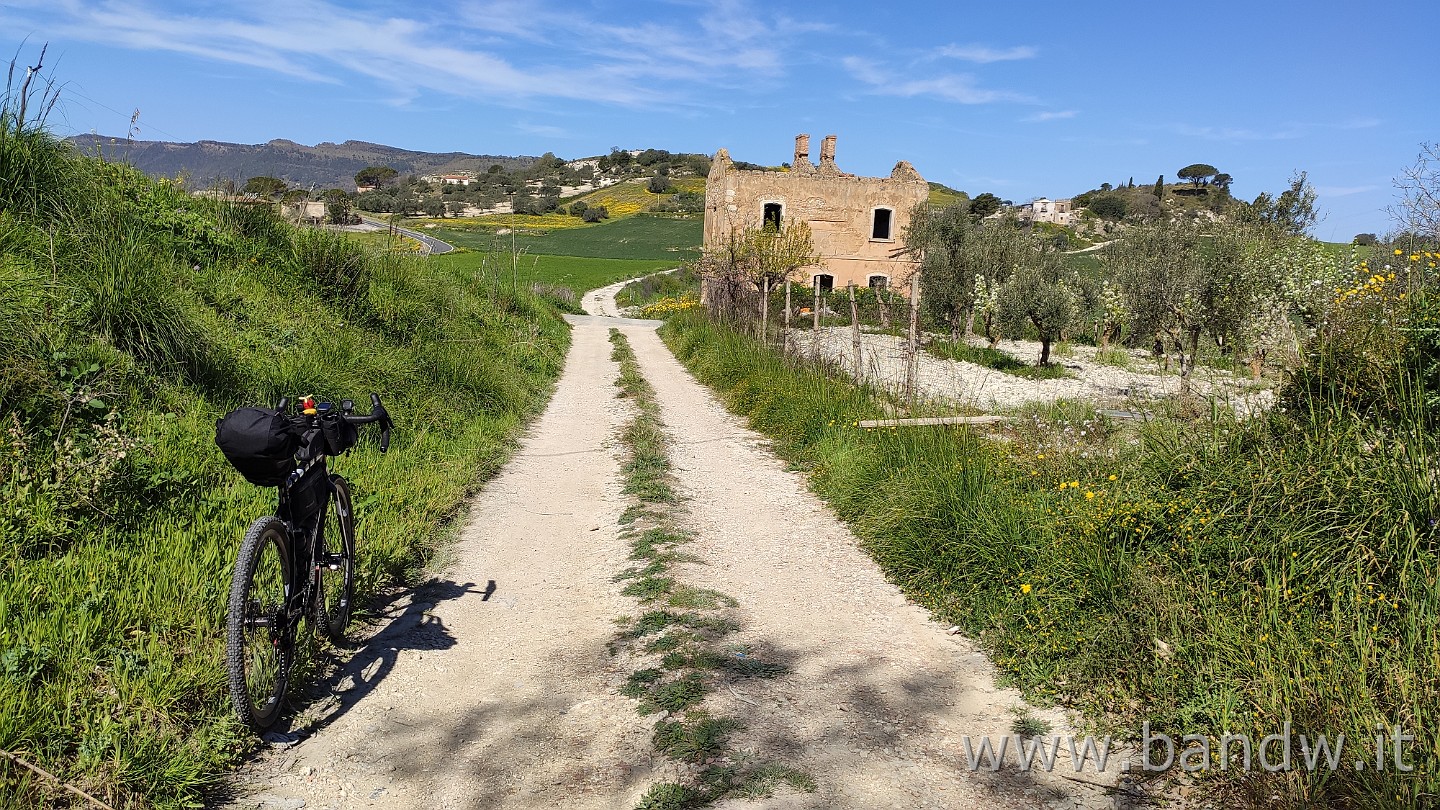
[226,516,293,731]
[314,475,356,642]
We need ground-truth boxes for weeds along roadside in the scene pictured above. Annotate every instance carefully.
[0,119,571,808]
[615,266,700,311]
[606,330,814,810]
[658,308,1439,809]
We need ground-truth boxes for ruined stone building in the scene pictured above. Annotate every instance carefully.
[703,134,929,292]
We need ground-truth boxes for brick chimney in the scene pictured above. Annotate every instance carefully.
[794,134,810,165]
[820,135,837,166]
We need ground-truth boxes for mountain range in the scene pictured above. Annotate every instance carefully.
[65,135,537,190]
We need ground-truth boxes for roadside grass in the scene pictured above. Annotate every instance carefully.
[607,330,813,808]
[0,120,569,808]
[660,310,1440,809]
[340,229,424,253]
[926,338,1073,380]
[617,267,701,311]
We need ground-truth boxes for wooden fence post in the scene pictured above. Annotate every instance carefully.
[848,282,862,380]
[783,279,792,357]
[811,281,820,359]
[906,271,921,406]
[760,277,770,342]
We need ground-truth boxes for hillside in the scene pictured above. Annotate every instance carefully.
[3,123,569,808]
[66,134,536,190]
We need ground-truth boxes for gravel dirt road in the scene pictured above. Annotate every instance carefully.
[224,281,1139,809]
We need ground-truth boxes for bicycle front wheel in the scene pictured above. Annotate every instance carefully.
[314,475,355,643]
[226,516,293,731]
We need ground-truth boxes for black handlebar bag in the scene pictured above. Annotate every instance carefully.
[319,413,358,456]
[215,408,300,486]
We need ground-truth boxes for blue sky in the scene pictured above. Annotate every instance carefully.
[4,0,1435,240]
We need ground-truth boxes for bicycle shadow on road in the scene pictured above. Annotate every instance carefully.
[290,577,497,736]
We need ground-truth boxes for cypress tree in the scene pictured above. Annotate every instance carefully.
[1153,175,1165,200]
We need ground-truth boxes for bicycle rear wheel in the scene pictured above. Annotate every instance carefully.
[314,475,355,642]
[226,516,293,731]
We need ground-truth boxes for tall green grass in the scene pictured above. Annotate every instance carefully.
[0,117,568,807]
[661,310,1439,808]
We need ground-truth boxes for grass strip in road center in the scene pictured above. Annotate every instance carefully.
[606,329,814,810]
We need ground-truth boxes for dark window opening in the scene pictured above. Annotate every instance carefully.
[814,273,834,293]
[868,275,888,290]
[871,208,893,240]
[763,202,783,232]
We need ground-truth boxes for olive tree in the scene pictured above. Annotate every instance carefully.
[964,216,1033,341]
[1106,220,1270,397]
[906,203,1032,340]
[906,201,974,337]
[996,248,1082,366]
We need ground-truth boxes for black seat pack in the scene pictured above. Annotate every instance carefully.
[215,408,300,486]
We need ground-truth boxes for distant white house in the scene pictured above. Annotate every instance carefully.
[420,172,476,186]
[1018,197,1074,226]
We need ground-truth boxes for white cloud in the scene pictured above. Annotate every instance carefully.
[1172,123,1304,141]
[1316,184,1380,198]
[1023,110,1077,123]
[936,44,1038,63]
[6,0,793,107]
[843,56,1031,104]
[515,121,568,138]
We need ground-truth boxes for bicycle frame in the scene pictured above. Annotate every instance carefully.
[270,455,335,640]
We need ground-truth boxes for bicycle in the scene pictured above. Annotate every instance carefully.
[215,393,394,731]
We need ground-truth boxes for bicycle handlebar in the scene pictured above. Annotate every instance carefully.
[274,392,395,454]
[342,393,394,453]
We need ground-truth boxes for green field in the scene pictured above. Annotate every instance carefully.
[430,214,702,262]
[433,252,679,297]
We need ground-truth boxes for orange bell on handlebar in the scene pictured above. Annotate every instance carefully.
[301,395,317,415]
